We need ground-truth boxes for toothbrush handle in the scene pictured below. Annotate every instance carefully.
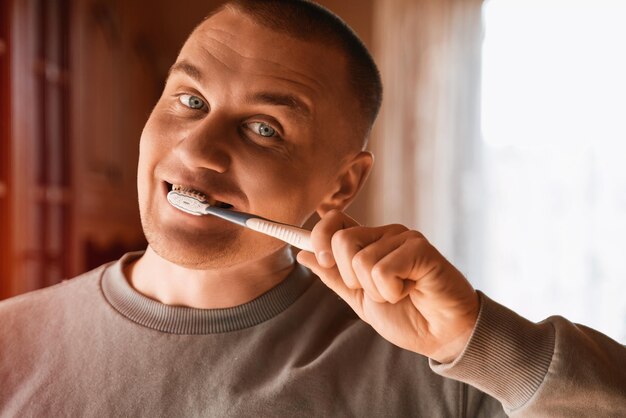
[245,218,313,252]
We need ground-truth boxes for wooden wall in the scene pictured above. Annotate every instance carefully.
[0,0,12,299]
[8,0,74,295]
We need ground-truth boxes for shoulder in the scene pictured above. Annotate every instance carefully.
[0,262,111,321]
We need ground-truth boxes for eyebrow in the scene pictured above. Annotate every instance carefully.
[168,60,203,82]
[168,60,312,118]
[246,92,311,119]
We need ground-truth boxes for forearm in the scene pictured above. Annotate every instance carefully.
[430,292,626,417]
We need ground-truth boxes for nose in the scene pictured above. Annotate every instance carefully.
[173,113,233,173]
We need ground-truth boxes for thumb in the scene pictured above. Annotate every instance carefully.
[297,251,363,316]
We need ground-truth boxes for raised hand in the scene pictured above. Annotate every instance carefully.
[297,210,480,363]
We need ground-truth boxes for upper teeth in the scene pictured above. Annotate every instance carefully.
[171,184,208,202]
[171,184,226,207]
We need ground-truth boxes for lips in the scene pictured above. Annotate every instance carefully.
[167,182,234,209]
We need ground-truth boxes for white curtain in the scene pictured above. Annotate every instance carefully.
[366,0,485,280]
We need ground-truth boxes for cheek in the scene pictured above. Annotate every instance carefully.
[240,157,329,225]
[137,113,169,202]
[136,137,153,213]
[139,100,185,158]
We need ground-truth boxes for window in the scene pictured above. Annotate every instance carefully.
[480,0,626,340]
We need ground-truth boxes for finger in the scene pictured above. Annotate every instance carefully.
[310,210,360,269]
[352,233,408,304]
[330,227,369,292]
[332,224,408,303]
[371,232,432,297]
[296,251,364,318]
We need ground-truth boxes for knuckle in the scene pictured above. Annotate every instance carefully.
[331,228,351,248]
[406,229,425,239]
[382,224,409,237]
[315,210,341,232]
[390,223,409,233]
[371,263,390,280]
[345,280,361,290]
[403,230,427,246]
[327,208,342,218]
[313,222,334,235]
[385,291,402,304]
[311,226,331,245]
[351,251,370,272]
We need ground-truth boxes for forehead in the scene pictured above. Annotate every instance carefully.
[175,9,356,116]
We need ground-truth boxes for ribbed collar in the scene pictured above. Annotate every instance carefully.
[101,252,314,334]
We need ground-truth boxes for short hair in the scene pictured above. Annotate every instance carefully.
[205,0,383,147]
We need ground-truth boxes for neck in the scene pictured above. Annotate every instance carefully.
[125,245,296,309]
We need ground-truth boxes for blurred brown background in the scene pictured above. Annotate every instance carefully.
[0,0,396,298]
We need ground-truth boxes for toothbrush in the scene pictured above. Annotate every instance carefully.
[167,189,313,252]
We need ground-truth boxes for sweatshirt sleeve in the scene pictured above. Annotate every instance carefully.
[429,291,626,417]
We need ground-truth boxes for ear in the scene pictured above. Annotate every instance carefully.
[316,151,374,216]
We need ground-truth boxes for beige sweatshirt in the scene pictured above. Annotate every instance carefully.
[0,252,624,417]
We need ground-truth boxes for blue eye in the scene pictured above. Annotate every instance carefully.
[248,122,277,138]
[179,94,207,110]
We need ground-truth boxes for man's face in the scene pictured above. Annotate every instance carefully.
[137,9,361,268]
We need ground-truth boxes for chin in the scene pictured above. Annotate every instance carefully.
[141,214,247,269]
[138,196,293,269]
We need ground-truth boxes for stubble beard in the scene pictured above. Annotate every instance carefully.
[140,207,246,270]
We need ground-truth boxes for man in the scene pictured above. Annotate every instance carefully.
[1,0,625,416]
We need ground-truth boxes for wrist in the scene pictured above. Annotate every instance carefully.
[430,291,481,364]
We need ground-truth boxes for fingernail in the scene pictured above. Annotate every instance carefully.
[318,251,334,268]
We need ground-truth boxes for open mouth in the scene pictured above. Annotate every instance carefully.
[167,183,234,209]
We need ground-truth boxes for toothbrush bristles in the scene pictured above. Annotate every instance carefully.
[171,184,208,203]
